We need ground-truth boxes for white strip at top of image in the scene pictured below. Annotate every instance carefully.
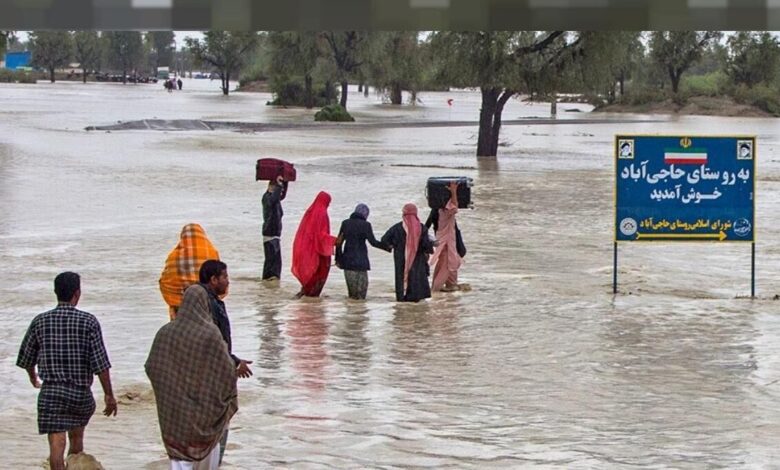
[131,0,172,9]
[410,0,450,9]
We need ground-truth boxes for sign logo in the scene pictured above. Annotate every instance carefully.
[733,218,752,237]
[619,218,638,236]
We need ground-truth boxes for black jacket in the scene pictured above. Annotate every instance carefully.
[380,222,434,302]
[262,183,287,237]
[201,283,240,366]
[335,213,387,271]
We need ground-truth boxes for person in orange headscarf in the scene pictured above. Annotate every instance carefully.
[159,224,220,320]
[292,191,336,297]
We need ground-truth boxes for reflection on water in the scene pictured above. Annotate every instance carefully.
[1,82,780,468]
[330,303,371,385]
[256,302,283,386]
[288,300,329,393]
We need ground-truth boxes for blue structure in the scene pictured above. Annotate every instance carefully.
[615,135,755,243]
[613,134,757,296]
[4,51,32,70]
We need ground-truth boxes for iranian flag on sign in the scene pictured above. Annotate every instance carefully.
[664,148,708,165]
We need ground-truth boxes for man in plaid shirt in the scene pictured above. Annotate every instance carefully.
[16,272,118,470]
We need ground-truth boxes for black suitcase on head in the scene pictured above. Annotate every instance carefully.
[426,176,473,210]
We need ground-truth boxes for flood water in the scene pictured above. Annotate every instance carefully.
[1,79,780,469]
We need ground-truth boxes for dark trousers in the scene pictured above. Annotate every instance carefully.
[263,238,282,279]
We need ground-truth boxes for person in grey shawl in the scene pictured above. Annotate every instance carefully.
[334,203,389,299]
[145,284,238,470]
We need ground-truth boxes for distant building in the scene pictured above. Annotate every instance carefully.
[4,51,32,70]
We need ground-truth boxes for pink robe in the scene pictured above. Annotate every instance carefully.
[430,200,462,291]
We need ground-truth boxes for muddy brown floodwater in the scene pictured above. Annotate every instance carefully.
[1,79,780,469]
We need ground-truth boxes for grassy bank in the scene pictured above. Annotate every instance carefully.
[595,73,780,117]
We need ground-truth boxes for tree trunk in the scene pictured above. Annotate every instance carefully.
[82,68,87,83]
[477,87,499,157]
[49,67,55,83]
[122,69,127,84]
[340,80,348,109]
[670,68,681,94]
[304,74,313,109]
[476,87,513,158]
[222,71,230,96]
[619,71,625,97]
[390,83,402,105]
[358,83,363,92]
[324,80,334,104]
[363,85,369,97]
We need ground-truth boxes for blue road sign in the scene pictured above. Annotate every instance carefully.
[615,135,755,242]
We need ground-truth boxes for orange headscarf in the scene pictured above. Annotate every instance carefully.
[159,224,220,320]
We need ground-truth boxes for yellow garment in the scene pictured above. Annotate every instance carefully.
[159,224,220,320]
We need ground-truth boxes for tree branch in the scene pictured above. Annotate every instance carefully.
[514,31,565,58]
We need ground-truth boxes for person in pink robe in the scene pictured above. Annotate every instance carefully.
[429,181,462,292]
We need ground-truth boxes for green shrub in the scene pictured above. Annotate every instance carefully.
[733,83,780,115]
[680,72,727,97]
[314,104,354,122]
[0,69,38,83]
[619,87,667,106]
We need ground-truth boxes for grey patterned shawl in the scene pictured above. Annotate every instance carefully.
[145,284,238,461]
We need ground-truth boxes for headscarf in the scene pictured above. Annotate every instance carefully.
[353,203,370,220]
[292,191,334,286]
[159,224,220,320]
[402,203,421,287]
[145,284,238,462]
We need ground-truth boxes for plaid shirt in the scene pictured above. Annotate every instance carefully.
[16,303,111,387]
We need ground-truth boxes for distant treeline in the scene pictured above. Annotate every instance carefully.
[5,31,779,156]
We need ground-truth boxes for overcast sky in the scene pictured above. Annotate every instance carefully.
[14,31,204,47]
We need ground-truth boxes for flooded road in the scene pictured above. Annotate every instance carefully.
[1,79,780,469]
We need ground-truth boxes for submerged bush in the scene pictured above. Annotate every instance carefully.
[267,79,338,107]
[314,104,354,122]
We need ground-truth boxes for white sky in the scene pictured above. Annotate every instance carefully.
[13,31,204,48]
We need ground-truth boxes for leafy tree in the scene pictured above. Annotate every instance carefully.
[173,47,194,77]
[186,31,259,96]
[29,31,72,83]
[0,31,15,56]
[367,32,423,105]
[146,31,175,71]
[430,31,582,157]
[105,31,144,83]
[572,32,645,103]
[649,31,722,94]
[688,42,727,76]
[73,31,101,83]
[726,31,780,88]
[267,32,322,108]
[321,31,369,110]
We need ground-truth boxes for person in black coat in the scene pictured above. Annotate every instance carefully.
[262,175,288,280]
[380,203,434,302]
[335,203,388,299]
